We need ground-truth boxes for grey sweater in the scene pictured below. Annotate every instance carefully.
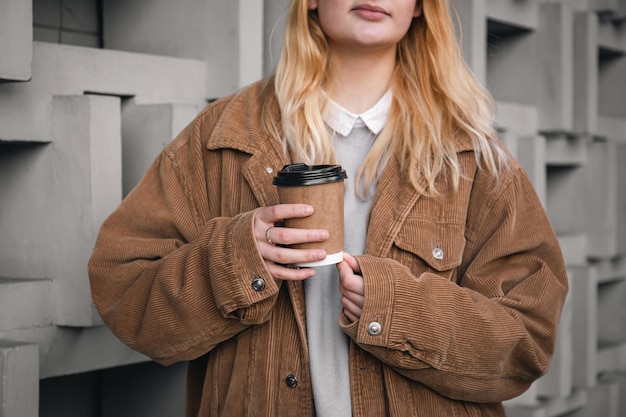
[304,118,377,417]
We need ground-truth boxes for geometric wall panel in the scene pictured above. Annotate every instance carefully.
[573,12,599,136]
[0,341,39,417]
[103,0,264,99]
[0,0,32,81]
[571,266,598,389]
[0,279,53,332]
[50,94,122,326]
[537,3,574,133]
[584,140,619,260]
[121,102,203,196]
[0,42,208,143]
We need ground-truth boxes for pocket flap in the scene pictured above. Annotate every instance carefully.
[394,218,465,271]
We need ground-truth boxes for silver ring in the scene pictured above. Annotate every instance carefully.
[265,227,275,245]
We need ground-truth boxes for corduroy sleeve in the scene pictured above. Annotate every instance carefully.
[88,115,279,366]
[340,166,568,403]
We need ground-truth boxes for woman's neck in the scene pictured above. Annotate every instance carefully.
[326,46,396,114]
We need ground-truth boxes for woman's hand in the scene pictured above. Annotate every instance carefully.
[254,204,329,280]
[337,253,364,322]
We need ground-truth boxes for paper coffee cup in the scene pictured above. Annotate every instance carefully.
[272,163,347,267]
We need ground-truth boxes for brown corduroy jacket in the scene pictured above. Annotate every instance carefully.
[88,79,568,417]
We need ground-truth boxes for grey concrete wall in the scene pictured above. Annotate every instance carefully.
[1,0,625,416]
[102,0,264,98]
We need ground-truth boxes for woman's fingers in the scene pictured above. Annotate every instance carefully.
[337,256,365,321]
[265,244,327,267]
[266,262,316,280]
[253,204,331,280]
[264,225,329,247]
[255,204,314,225]
[341,296,362,323]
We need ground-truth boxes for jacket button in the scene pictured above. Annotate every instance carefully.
[251,278,266,292]
[367,321,382,336]
[285,374,298,388]
[432,247,444,260]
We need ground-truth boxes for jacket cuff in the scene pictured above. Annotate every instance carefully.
[211,210,280,325]
[339,255,396,347]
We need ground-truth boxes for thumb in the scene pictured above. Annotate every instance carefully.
[343,252,361,274]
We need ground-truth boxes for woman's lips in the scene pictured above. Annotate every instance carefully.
[352,4,390,20]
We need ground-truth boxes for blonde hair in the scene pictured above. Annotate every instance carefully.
[269,0,508,197]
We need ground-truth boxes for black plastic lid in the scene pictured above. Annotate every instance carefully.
[272,163,347,186]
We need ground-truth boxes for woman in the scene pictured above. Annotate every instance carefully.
[88,0,568,416]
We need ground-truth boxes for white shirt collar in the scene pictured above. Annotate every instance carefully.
[323,90,392,137]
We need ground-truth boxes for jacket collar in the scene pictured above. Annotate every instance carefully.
[206,79,282,156]
[205,78,476,156]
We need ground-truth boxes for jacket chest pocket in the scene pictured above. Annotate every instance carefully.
[391,218,466,282]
